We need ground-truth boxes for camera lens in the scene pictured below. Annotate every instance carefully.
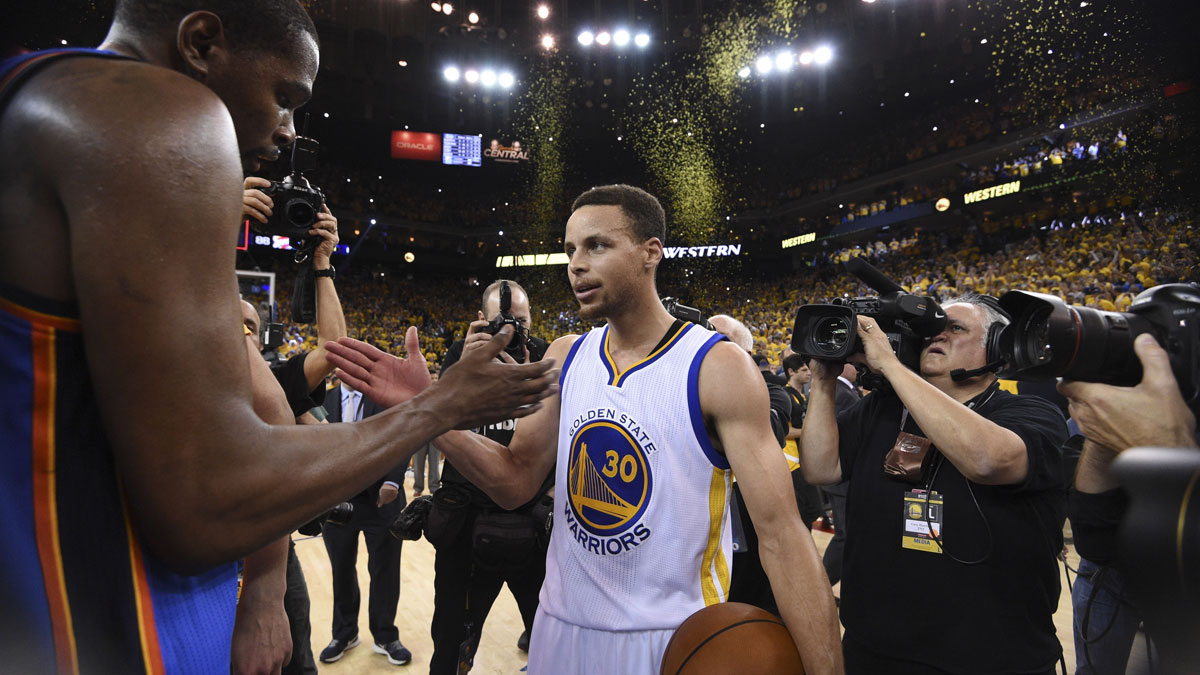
[813,316,851,355]
[285,199,316,227]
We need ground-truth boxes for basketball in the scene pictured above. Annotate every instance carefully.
[660,602,805,674]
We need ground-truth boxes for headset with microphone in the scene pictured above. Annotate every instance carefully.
[948,295,1012,382]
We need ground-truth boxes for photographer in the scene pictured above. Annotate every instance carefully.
[240,177,346,675]
[1059,334,1200,674]
[799,295,1069,674]
[428,280,554,674]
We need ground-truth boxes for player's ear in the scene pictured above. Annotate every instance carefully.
[643,236,663,271]
[176,11,228,81]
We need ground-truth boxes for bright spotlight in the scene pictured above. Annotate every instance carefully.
[443,66,460,81]
[635,32,650,48]
[431,2,441,11]
[813,45,833,65]
[541,34,555,50]
[613,30,631,46]
[596,31,611,45]
[755,55,773,74]
[537,5,550,19]
[578,30,594,46]
[442,3,453,15]
[468,11,479,24]
[775,51,794,71]
[480,69,497,86]
[738,66,751,79]
[464,69,479,83]
[798,50,814,65]
[498,72,515,88]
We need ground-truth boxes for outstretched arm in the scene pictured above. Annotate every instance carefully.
[328,334,574,509]
[702,343,843,675]
[38,64,556,573]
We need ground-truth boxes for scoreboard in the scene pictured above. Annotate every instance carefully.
[442,133,482,167]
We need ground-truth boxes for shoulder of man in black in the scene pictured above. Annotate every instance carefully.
[269,351,326,418]
[977,389,1070,493]
[763,379,792,448]
[440,340,465,376]
[784,384,807,429]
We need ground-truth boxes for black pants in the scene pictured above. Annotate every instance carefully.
[843,634,1058,675]
[281,539,317,675]
[322,497,404,645]
[428,512,545,675]
[822,482,849,585]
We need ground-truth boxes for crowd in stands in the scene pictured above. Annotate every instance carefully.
[256,202,1195,375]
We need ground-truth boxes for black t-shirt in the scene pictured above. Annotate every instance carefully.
[836,384,1069,673]
[269,351,326,418]
[439,338,554,511]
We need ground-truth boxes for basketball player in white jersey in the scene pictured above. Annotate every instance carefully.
[326,185,842,674]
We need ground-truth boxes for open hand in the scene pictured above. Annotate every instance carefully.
[434,326,558,430]
[324,327,431,408]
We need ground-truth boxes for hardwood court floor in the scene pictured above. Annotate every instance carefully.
[295,472,1081,673]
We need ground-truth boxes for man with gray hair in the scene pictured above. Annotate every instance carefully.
[798,295,1070,673]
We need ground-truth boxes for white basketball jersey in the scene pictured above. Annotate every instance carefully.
[539,321,733,631]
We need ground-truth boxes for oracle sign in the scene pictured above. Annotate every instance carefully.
[390,131,442,161]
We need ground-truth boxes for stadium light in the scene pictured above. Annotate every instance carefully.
[442,3,454,15]
[578,30,594,46]
[443,66,460,81]
[738,66,751,79]
[596,31,611,46]
[755,55,773,74]
[498,72,515,88]
[541,34,555,50]
[480,69,496,86]
[468,11,479,24]
[813,45,833,65]
[775,51,794,71]
[635,32,650,47]
[464,69,479,83]
[537,5,549,19]
[613,29,631,47]
[431,2,441,11]
[798,50,814,65]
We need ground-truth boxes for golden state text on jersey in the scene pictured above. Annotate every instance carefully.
[565,409,657,555]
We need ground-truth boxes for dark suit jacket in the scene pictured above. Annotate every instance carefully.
[323,386,407,506]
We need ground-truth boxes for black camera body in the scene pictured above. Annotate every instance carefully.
[661,297,714,330]
[480,280,530,362]
[253,135,325,241]
[791,258,947,375]
[996,283,1200,405]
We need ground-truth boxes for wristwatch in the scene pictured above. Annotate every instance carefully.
[314,264,336,280]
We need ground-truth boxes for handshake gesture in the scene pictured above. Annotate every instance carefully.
[325,325,558,431]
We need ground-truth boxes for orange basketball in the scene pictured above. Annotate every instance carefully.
[660,602,805,674]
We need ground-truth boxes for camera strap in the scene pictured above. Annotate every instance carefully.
[291,265,317,323]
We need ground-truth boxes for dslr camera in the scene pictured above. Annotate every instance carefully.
[479,280,530,362]
[254,132,326,246]
[791,258,948,376]
[995,283,1200,405]
[661,297,714,330]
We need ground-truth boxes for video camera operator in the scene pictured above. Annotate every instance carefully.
[799,294,1069,674]
[1059,334,1200,674]
[238,180,345,675]
[427,280,555,674]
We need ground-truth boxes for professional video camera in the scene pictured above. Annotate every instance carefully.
[791,258,948,377]
[479,280,530,362]
[661,297,714,330]
[995,283,1200,405]
[252,118,326,255]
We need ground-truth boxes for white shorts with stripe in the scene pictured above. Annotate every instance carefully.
[528,607,675,675]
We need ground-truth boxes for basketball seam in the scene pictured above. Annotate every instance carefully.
[673,618,786,675]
